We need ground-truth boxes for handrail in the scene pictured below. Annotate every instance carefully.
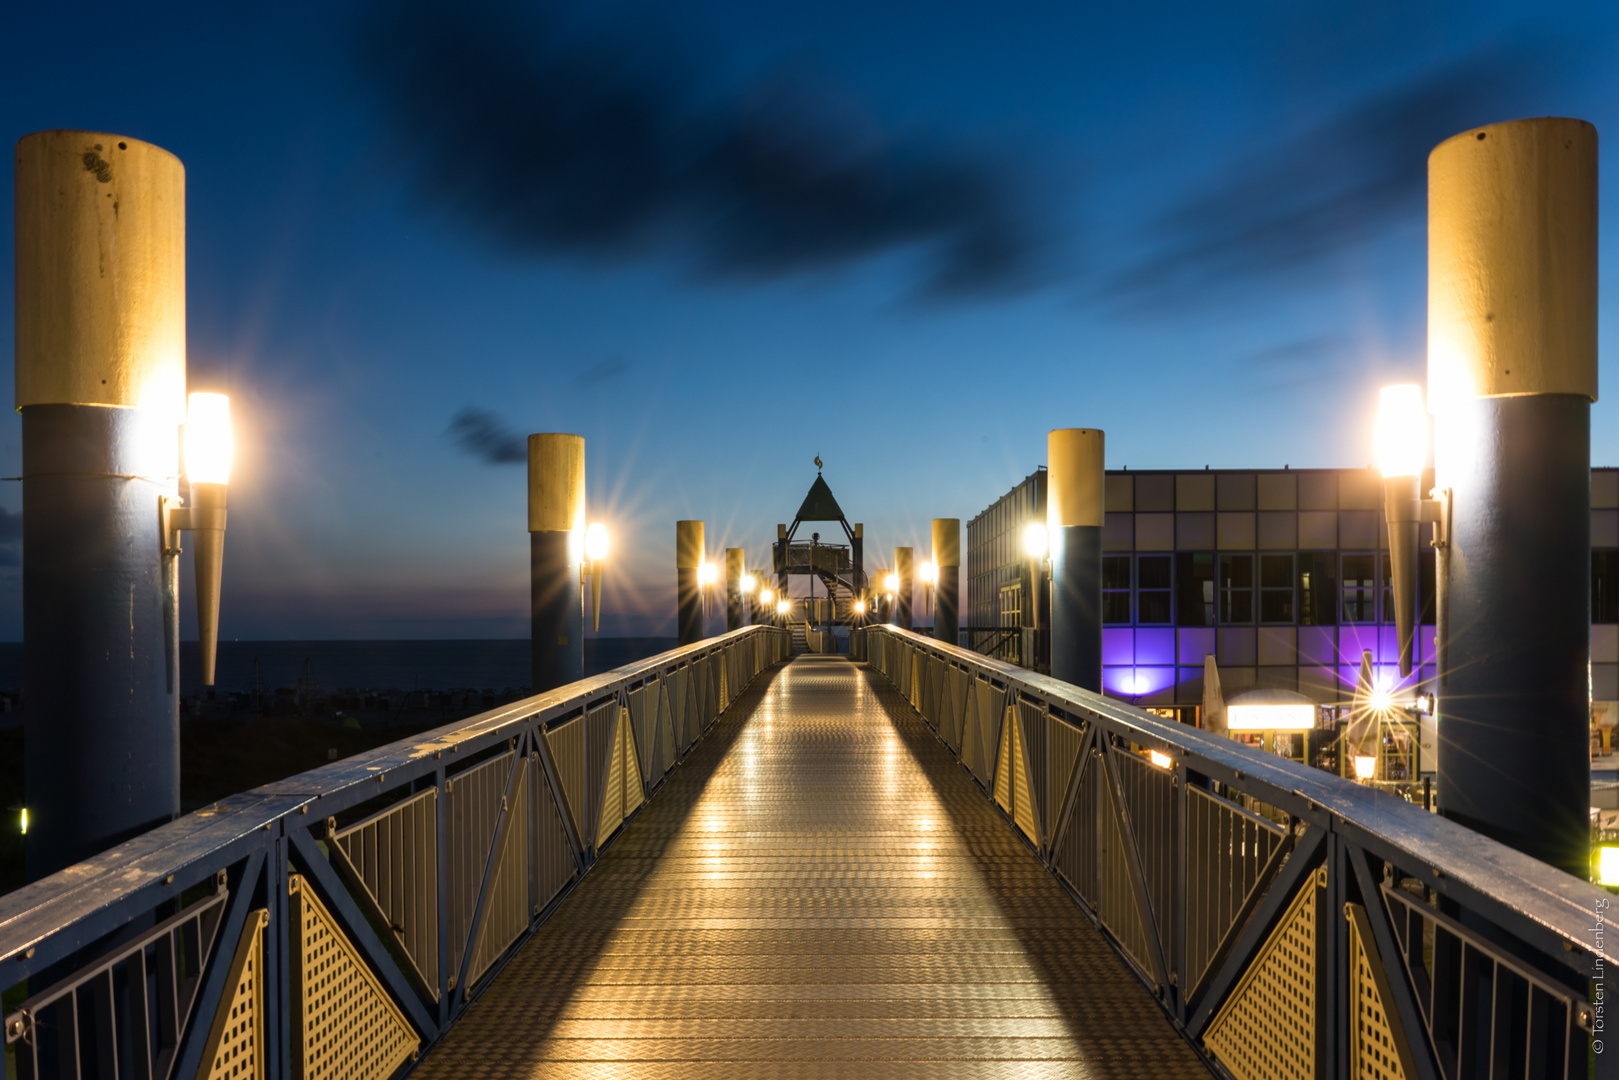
[0,625,790,1080]
[859,623,1609,1079]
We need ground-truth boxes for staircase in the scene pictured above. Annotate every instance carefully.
[788,620,810,654]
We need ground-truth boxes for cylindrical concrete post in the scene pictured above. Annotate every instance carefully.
[1428,118,1597,877]
[677,521,705,645]
[1048,428,1104,692]
[17,131,187,878]
[894,547,913,630]
[932,519,960,645]
[529,434,585,693]
[726,547,745,631]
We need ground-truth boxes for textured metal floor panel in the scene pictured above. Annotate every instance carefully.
[414,656,1208,1078]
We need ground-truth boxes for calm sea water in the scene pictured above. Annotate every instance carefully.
[0,639,679,695]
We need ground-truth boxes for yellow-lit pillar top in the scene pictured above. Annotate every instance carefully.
[527,434,585,533]
[725,547,744,583]
[1428,117,1597,410]
[15,130,187,421]
[932,519,960,568]
[894,547,913,577]
[1048,428,1106,528]
[676,521,705,570]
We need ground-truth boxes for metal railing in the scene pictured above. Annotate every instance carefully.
[858,624,1614,1080]
[0,626,789,1080]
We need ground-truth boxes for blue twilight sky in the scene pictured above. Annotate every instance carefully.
[1,0,1616,639]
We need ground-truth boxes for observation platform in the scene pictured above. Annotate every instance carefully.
[414,655,1206,1078]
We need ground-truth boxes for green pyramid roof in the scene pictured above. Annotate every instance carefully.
[794,475,846,522]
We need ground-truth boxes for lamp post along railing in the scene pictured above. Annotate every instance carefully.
[894,546,913,630]
[1423,117,1597,879]
[1048,428,1104,692]
[16,130,228,878]
[529,434,586,692]
[931,519,960,645]
[676,521,704,645]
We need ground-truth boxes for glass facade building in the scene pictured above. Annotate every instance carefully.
[966,466,1619,717]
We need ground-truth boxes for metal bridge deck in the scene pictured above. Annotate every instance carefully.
[415,655,1208,1078]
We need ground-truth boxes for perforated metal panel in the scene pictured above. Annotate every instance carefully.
[334,788,438,994]
[994,702,1013,813]
[597,707,626,844]
[1203,866,1325,1080]
[466,762,530,993]
[1010,705,1039,846]
[198,909,267,1080]
[288,875,418,1080]
[621,706,644,816]
[1346,903,1413,1080]
[627,683,652,782]
[1054,750,1100,904]
[586,700,617,846]
[666,669,688,754]
[683,668,700,750]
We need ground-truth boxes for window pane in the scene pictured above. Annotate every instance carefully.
[1139,592,1172,624]
[1176,553,1215,627]
[1596,550,1619,624]
[1342,554,1375,588]
[1260,590,1294,623]
[1343,590,1374,624]
[1260,554,1292,588]
[1102,556,1132,590]
[1419,550,1436,625]
[1223,591,1253,623]
[1298,552,1337,626]
[1138,556,1172,590]
[1219,554,1254,589]
[1103,592,1132,624]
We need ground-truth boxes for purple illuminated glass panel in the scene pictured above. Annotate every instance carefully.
[1103,628,1135,666]
[1136,628,1176,666]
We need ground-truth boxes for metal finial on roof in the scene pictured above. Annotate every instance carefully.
[814,455,823,471]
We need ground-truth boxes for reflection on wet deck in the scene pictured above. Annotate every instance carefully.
[415,655,1208,1078]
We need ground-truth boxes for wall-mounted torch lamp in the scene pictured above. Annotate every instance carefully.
[1376,385,1447,677]
[584,522,610,632]
[1022,522,1049,631]
[165,392,233,685]
[699,559,718,619]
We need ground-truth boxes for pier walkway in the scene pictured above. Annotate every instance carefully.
[413,656,1207,1078]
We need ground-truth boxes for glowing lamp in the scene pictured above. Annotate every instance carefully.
[184,393,233,484]
[855,600,866,615]
[585,523,610,561]
[1226,703,1315,731]
[1148,750,1171,769]
[760,587,774,605]
[1354,755,1378,781]
[699,561,717,586]
[776,599,790,615]
[920,561,937,585]
[1023,522,1048,559]
[883,572,899,592]
[1416,694,1433,714]
[19,808,27,835]
[1369,689,1393,713]
[1600,846,1619,887]
[741,573,757,595]
[1375,384,1427,478]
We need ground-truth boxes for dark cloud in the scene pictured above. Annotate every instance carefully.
[352,0,1047,299]
[1109,47,1555,305]
[574,358,630,388]
[447,407,525,465]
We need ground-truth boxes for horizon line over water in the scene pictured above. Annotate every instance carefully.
[0,638,682,695]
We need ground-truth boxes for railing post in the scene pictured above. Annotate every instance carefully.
[1048,428,1104,692]
[676,521,705,645]
[17,130,187,878]
[931,521,959,645]
[1428,117,1597,878]
[528,434,585,692]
